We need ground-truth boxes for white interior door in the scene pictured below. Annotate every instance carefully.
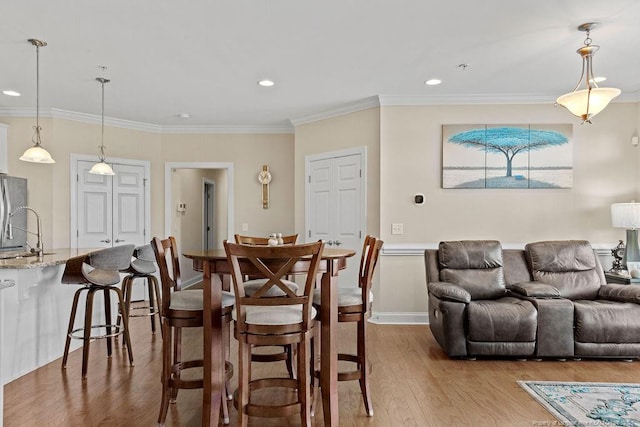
[112,163,146,247]
[77,160,113,248]
[74,158,149,249]
[306,148,366,287]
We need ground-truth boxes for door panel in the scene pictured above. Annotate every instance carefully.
[76,160,146,249]
[77,161,113,248]
[308,151,364,287]
[113,164,146,246]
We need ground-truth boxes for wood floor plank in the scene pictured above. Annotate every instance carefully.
[4,320,640,426]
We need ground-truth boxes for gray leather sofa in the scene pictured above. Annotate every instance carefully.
[425,240,640,359]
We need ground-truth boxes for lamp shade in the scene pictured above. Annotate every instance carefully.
[556,87,621,122]
[89,161,115,176]
[611,203,640,229]
[19,145,55,163]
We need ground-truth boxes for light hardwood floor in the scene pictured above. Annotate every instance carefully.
[4,315,640,426]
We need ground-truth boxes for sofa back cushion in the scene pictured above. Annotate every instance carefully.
[525,240,604,300]
[438,240,506,300]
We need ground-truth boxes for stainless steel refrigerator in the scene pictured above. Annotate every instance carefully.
[0,175,27,252]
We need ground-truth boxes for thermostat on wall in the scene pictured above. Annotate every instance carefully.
[414,193,425,205]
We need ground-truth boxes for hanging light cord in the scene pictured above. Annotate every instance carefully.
[98,78,109,162]
[32,42,43,147]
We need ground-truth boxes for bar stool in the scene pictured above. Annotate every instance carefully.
[312,235,383,416]
[224,240,323,426]
[117,244,162,335]
[152,236,235,425]
[61,244,136,378]
[234,233,299,378]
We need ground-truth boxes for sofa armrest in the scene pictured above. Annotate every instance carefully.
[598,283,640,303]
[428,281,471,303]
[509,281,561,298]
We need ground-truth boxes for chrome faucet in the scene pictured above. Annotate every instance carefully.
[7,206,43,257]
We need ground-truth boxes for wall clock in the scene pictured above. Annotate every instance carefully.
[258,165,271,208]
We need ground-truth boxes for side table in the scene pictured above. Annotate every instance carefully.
[604,272,640,285]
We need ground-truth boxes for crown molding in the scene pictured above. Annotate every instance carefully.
[0,107,294,134]
[290,96,381,126]
[161,124,293,134]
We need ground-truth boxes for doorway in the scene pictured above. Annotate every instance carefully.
[305,147,366,286]
[70,154,150,249]
[203,179,215,251]
[164,162,234,285]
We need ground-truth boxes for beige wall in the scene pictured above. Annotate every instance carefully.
[0,116,162,250]
[378,102,640,315]
[294,107,381,240]
[3,99,639,318]
[161,133,295,240]
[0,119,294,256]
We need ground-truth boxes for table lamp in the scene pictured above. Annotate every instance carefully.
[611,202,640,269]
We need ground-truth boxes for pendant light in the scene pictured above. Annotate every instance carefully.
[556,23,620,123]
[89,77,115,176]
[20,39,55,163]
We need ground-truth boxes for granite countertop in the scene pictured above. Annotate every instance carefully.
[0,248,100,270]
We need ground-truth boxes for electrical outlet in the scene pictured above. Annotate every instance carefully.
[391,223,404,235]
[242,223,249,232]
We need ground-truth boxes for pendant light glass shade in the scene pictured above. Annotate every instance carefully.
[556,23,620,123]
[89,77,114,176]
[21,39,55,164]
[89,160,115,175]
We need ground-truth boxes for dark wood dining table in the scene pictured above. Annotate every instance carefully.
[183,246,356,427]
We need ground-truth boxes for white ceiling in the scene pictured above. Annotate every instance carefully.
[1,0,639,131]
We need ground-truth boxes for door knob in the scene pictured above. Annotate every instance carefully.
[100,239,111,243]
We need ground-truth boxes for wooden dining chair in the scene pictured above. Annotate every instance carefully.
[234,233,299,378]
[234,233,298,246]
[224,240,324,427]
[312,235,383,416]
[151,236,235,426]
[61,245,136,378]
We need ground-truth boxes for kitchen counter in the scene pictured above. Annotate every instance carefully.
[0,247,106,427]
[0,248,99,270]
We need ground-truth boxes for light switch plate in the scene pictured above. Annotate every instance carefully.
[242,223,249,232]
[391,223,404,235]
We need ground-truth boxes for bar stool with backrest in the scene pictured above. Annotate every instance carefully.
[117,244,162,335]
[234,233,299,377]
[225,240,324,427]
[312,235,383,416]
[151,236,235,426]
[61,244,136,378]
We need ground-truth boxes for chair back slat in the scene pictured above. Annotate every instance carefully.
[359,236,383,306]
[234,234,298,245]
[224,240,323,333]
[152,236,182,316]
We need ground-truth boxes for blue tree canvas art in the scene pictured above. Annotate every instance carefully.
[442,124,573,189]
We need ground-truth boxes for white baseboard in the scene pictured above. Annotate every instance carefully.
[369,311,429,325]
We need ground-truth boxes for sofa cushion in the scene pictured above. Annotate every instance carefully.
[574,300,640,343]
[438,241,506,300]
[525,240,603,300]
[467,297,537,342]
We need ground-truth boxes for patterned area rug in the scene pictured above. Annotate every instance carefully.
[518,381,640,426]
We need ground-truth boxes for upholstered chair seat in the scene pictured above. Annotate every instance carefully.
[313,287,374,307]
[169,289,235,311]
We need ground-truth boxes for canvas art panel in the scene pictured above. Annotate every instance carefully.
[442,124,573,189]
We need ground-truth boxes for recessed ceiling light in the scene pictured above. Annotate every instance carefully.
[2,90,20,96]
[590,76,607,83]
[425,79,442,86]
[178,113,190,119]
[258,79,275,87]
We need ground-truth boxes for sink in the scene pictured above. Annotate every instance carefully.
[0,251,36,259]
[0,251,55,259]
